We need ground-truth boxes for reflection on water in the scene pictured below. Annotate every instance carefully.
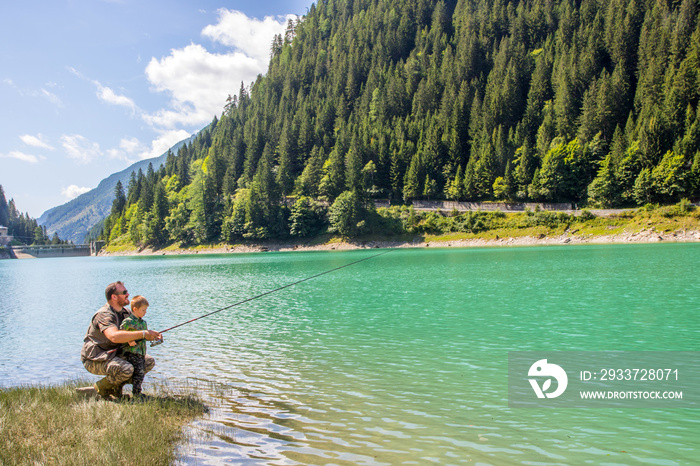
[1,244,699,464]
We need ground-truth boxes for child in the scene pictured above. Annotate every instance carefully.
[120,295,150,397]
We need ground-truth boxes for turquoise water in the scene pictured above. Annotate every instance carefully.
[0,244,698,464]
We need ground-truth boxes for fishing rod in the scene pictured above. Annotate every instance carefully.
[150,249,392,346]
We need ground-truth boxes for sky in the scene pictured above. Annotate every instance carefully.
[0,0,314,218]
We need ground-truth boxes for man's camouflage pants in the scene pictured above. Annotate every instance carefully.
[83,354,155,386]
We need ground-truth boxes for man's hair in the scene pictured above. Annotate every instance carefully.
[105,281,124,302]
[131,295,149,310]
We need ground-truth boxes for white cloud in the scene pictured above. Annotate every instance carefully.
[97,85,137,112]
[143,10,292,130]
[20,134,55,150]
[141,130,192,160]
[106,137,146,162]
[118,137,144,154]
[145,43,259,128]
[68,67,137,113]
[202,9,295,64]
[0,151,45,163]
[62,185,92,200]
[4,78,64,107]
[39,88,63,107]
[61,135,102,163]
[105,131,191,162]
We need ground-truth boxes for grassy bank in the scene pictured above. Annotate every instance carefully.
[414,202,700,243]
[0,381,207,465]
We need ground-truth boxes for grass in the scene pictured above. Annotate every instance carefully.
[0,380,208,465]
[411,202,700,239]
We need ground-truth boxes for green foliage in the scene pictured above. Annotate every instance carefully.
[289,197,328,237]
[659,198,696,217]
[328,190,367,236]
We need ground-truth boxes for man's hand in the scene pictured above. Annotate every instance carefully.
[144,330,162,341]
[104,327,162,344]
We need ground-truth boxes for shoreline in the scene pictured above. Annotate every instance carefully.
[99,227,700,256]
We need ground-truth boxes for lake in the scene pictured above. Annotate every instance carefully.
[1,243,698,465]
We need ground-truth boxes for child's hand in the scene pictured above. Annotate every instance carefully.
[128,341,136,346]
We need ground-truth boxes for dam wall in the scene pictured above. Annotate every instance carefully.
[10,243,100,259]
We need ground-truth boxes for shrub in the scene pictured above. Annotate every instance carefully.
[578,209,596,221]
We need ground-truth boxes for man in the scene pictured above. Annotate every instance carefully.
[81,281,162,399]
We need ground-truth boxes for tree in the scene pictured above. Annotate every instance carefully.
[276,148,295,197]
[423,175,438,200]
[296,148,325,197]
[244,153,284,239]
[361,160,378,196]
[633,168,654,204]
[529,139,577,201]
[222,189,249,241]
[318,149,345,201]
[126,170,141,206]
[33,226,46,245]
[446,165,464,200]
[0,185,9,227]
[492,176,508,200]
[345,147,363,191]
[146,181,169,246]
[111,181,126,217]
[403,153,422,201]
[328,190,366,236]
[588,154,620,207]
[691,152,700,197]
[166,202,192,245]
[289,197,327,237]
[651,151,692,201]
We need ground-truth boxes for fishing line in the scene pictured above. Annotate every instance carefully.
[152,249,392,344]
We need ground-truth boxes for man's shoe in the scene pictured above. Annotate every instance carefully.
[93,378,115,400]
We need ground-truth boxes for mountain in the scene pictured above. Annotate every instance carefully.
[102,0,700,247]
[38,134,197,243]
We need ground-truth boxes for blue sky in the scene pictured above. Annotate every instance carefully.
[0,0,314,218]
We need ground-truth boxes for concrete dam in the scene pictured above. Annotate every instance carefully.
[9,242,104,259]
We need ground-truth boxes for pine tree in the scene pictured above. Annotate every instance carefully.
[111,181,126,217]
[147,181,169,246]
[0,185,9,227]
[403,153,422,201]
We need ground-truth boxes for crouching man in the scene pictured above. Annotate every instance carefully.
[81,281,162,399]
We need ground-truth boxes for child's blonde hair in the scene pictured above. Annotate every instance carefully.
[130,295,149,310]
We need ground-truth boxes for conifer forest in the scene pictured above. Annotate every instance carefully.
[103,0,700,247]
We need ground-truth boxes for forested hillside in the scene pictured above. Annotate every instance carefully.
[103,0,700,247]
